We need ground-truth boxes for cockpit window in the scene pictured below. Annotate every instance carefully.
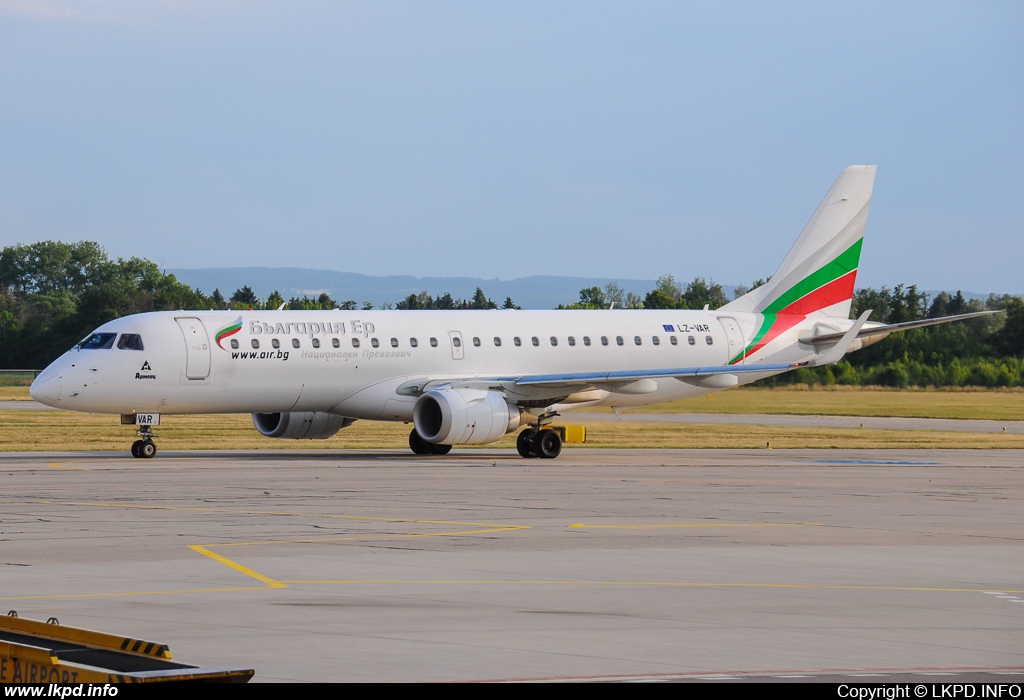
[117,334,144,351]
[78,333,116,350]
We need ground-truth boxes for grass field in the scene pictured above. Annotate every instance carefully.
[2,385,1021,451]
[2,410,1022,452]
[621,386,1024,421]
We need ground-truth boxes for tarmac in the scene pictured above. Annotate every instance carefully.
[1,447,1022,682]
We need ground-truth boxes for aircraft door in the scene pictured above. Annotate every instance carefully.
[448,331,464,360]
[717,316,745,365]
[175,317,212,379]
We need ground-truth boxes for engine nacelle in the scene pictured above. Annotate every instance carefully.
[252,412,353,440]
[413,388,523,445]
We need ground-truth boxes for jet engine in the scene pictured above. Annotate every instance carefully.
[413,388,523,445]
[252,412,354,440]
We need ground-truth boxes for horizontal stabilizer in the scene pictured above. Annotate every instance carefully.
[803,310,871,366]
[807,310,1000,345]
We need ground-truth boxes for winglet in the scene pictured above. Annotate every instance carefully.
[803,310,872,367]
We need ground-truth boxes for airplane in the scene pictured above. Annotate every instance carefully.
[30,165,995,459]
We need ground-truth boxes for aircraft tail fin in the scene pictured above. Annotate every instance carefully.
[722,165,876,319]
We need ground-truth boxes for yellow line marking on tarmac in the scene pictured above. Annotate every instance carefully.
[35,500,515,529]
[0,586,269,602]
[276,579,1024,594]
[47,462,91,471]
[569,522,822,529]
[188,545,287,589]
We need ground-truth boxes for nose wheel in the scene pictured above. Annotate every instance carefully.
[131,428,158,458]
[131,439,157,458]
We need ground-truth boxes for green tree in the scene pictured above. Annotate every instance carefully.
[604,282,625,309]
[642,288,677,309]
[578,286,606,309]
[992,298,1024,356]
[230,286,260,309]
[210,288,227,309]
[266,290,285,310]
[680,277,727,310]
[469,287,497,310]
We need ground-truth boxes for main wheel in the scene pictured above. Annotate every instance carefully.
[139,439,157,459]
[130,440,143,458]
[517,429,538,458]
[533,429,562,459]
[429,443,452,455]
[409,428,432,455]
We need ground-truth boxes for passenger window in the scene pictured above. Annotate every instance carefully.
[230,339,239,350]
[332,338,340,348]
[494,337,502,347]
[78,333,117,350]
[601,336,609,346]
[616,336,624,346]
[583,336,591,346]
[670,336,678,346]
[410,337,418,347]
[550,337,558,346]
[430,337,438,347]
[452,337,461,348]
[272,339,281,349]
[352,338,360,348]
[652,336,660,346]
[568,336,576,346]
[473,337,481,347]
[371,338,380,348]
[706,336,714,345]
[688,336,696,345]
[312,338,320,348]
[532,337,539,347]
[117,334,144,351]
[514,337,522,347]
[292,338,301,349]
[251,339,260,349]
[391,338,399,348]
[634,336,642,346]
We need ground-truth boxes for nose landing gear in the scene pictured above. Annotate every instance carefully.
[131,427,158,459]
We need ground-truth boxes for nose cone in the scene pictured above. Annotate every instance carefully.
[30,369,61,406]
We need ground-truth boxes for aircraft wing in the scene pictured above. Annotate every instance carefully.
[806,310,999,345]
[510,361,798,388]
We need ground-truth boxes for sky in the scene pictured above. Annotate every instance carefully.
[1,1,1022,293]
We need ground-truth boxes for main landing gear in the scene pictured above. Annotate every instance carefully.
[130,427,158,459]
[516,427,562,459]
[406,420,564,459]
[409,428,452,456]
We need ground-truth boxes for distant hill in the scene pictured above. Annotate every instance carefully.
[166,267,701,309]
[167,266,996,310]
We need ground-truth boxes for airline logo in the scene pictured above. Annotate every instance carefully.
[215,316,243,350]
[730,238,862,364]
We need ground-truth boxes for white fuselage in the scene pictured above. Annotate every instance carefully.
[30,308,835,420]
